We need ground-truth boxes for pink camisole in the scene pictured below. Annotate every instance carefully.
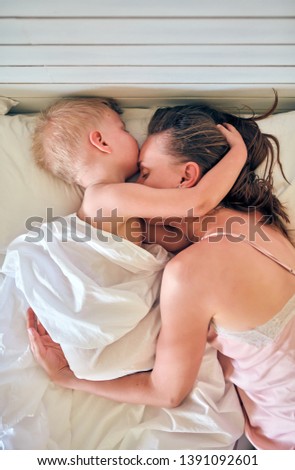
[203,232,295,450]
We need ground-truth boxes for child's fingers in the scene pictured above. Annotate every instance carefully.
[222,122,233,129]
[217,123,243,143]
[217,123,235,133]
[216,124,231,139]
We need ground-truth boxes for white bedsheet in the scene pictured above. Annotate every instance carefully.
[0,214,244,449]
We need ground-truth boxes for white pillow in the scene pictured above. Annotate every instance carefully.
[0,96,19,115]
[122,107,154,146]
[257,111,295,244]
[0,113,84,258]
[0,97,294,261]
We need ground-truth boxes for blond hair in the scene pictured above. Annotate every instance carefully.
[31,97,122,184]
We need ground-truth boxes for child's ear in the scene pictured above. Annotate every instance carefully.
[179,162,201,188]
[89,130,112,154]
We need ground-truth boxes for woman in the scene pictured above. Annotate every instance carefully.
[28,102,295,450]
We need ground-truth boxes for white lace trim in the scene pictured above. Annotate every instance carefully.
[212,294,295,347]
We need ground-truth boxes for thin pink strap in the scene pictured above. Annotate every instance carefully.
[201,231,295,276]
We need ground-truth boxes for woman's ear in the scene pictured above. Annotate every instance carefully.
[179,162,201,188]
[89,130,112,154]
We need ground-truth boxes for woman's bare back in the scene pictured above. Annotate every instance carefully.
[179,207,295,332]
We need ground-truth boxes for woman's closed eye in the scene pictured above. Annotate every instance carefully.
[140,171,149,180]
[136,169,150,184]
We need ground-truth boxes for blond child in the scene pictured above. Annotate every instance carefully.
[28,101,295,449]
[32,97,247,248]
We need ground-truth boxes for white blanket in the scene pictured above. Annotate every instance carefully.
[0,214,244,450]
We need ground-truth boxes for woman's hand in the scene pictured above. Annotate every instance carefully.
[217,123,247,154]
[27,307,74,385]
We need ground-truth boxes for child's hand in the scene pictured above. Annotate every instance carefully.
[217,123,247,151]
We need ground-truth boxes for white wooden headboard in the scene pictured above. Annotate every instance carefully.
[1,0,295,114]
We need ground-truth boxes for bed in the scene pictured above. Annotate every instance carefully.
[0,95,295,450]
[1,0,295,453]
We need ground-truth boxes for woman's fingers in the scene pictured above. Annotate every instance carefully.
[37,319,47,336]
[27,307,48,336]
[27,308,48,362]
[27,307,36,329]
[27,327,47,361]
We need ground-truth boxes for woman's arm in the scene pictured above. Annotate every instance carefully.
[82,124,247,220]
[27,253,211,408]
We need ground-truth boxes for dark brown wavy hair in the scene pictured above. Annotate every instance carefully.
[147,94,290,238]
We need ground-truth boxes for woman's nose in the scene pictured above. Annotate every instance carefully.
[136,175,144,185]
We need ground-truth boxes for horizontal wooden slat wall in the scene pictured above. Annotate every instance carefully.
[1,19,295,44]
[0,0,294,113]
[1,0,295,17]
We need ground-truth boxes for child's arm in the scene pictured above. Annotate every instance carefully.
[82,124,246,220]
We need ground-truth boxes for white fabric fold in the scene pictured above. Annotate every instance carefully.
[0,214,244,449]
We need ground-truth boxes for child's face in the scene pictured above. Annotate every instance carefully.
[137,133,185,188]
[100,110,139,179]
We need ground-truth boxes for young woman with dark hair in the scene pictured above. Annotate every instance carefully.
[27,99,295,450]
